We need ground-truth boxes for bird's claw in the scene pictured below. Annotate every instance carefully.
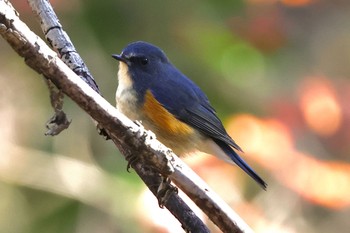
[97,125,110,140]
[157,177,178,208]
[126,154,139,172]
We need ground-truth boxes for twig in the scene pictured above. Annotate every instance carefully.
[28,0,100,93]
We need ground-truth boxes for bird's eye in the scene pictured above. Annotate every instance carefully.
[140,57,148,65]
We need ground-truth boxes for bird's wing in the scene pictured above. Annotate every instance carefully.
[182,104,242,151]
[149,70,242,152]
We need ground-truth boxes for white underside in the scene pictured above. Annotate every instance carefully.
[199,139,235,165]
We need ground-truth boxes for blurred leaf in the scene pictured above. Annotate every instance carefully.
[220,42,265,88]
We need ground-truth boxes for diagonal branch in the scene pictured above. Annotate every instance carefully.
[0,0,255,232]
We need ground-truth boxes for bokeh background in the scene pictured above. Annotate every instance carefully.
[1,0,350,232]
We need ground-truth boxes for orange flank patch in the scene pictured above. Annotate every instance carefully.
[143,90,193,135]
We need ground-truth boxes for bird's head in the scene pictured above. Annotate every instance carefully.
[112,41,170,77]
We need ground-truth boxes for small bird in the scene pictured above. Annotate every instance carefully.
[112,41,267,189]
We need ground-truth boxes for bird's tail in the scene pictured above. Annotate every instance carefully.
[213,139,267,190]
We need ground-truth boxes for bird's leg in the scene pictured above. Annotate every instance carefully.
[125,153,139,172]
[157,177,178,208]
[96,124,111,140]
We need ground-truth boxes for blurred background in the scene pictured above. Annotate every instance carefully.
[1,0,350,232]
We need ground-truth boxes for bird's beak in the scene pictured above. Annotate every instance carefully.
[112,54,128,64]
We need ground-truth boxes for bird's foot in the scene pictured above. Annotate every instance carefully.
[157,177,178,208]
[97,125,110,140]
[125,153,139,172]
[182,225,192,233]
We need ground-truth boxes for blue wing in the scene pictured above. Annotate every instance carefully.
[149,65,242,151]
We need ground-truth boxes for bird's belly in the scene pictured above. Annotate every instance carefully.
[116,62,142,120]
[142,119,205,156]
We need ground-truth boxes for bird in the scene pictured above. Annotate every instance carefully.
[112,41,267,189]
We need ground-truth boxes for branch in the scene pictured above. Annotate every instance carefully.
[0,1,255,232]
[29,0,100,93]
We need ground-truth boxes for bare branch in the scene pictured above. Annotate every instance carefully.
[28,0,100,93]
[0,0,255,232]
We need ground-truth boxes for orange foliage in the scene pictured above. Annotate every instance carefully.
[299,76,342,136]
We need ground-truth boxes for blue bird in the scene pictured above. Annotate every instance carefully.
[112,41,267,189]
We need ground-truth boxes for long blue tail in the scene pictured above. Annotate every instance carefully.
[213,139,267,190]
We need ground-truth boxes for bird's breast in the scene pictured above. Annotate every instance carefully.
[116,62,140,120]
